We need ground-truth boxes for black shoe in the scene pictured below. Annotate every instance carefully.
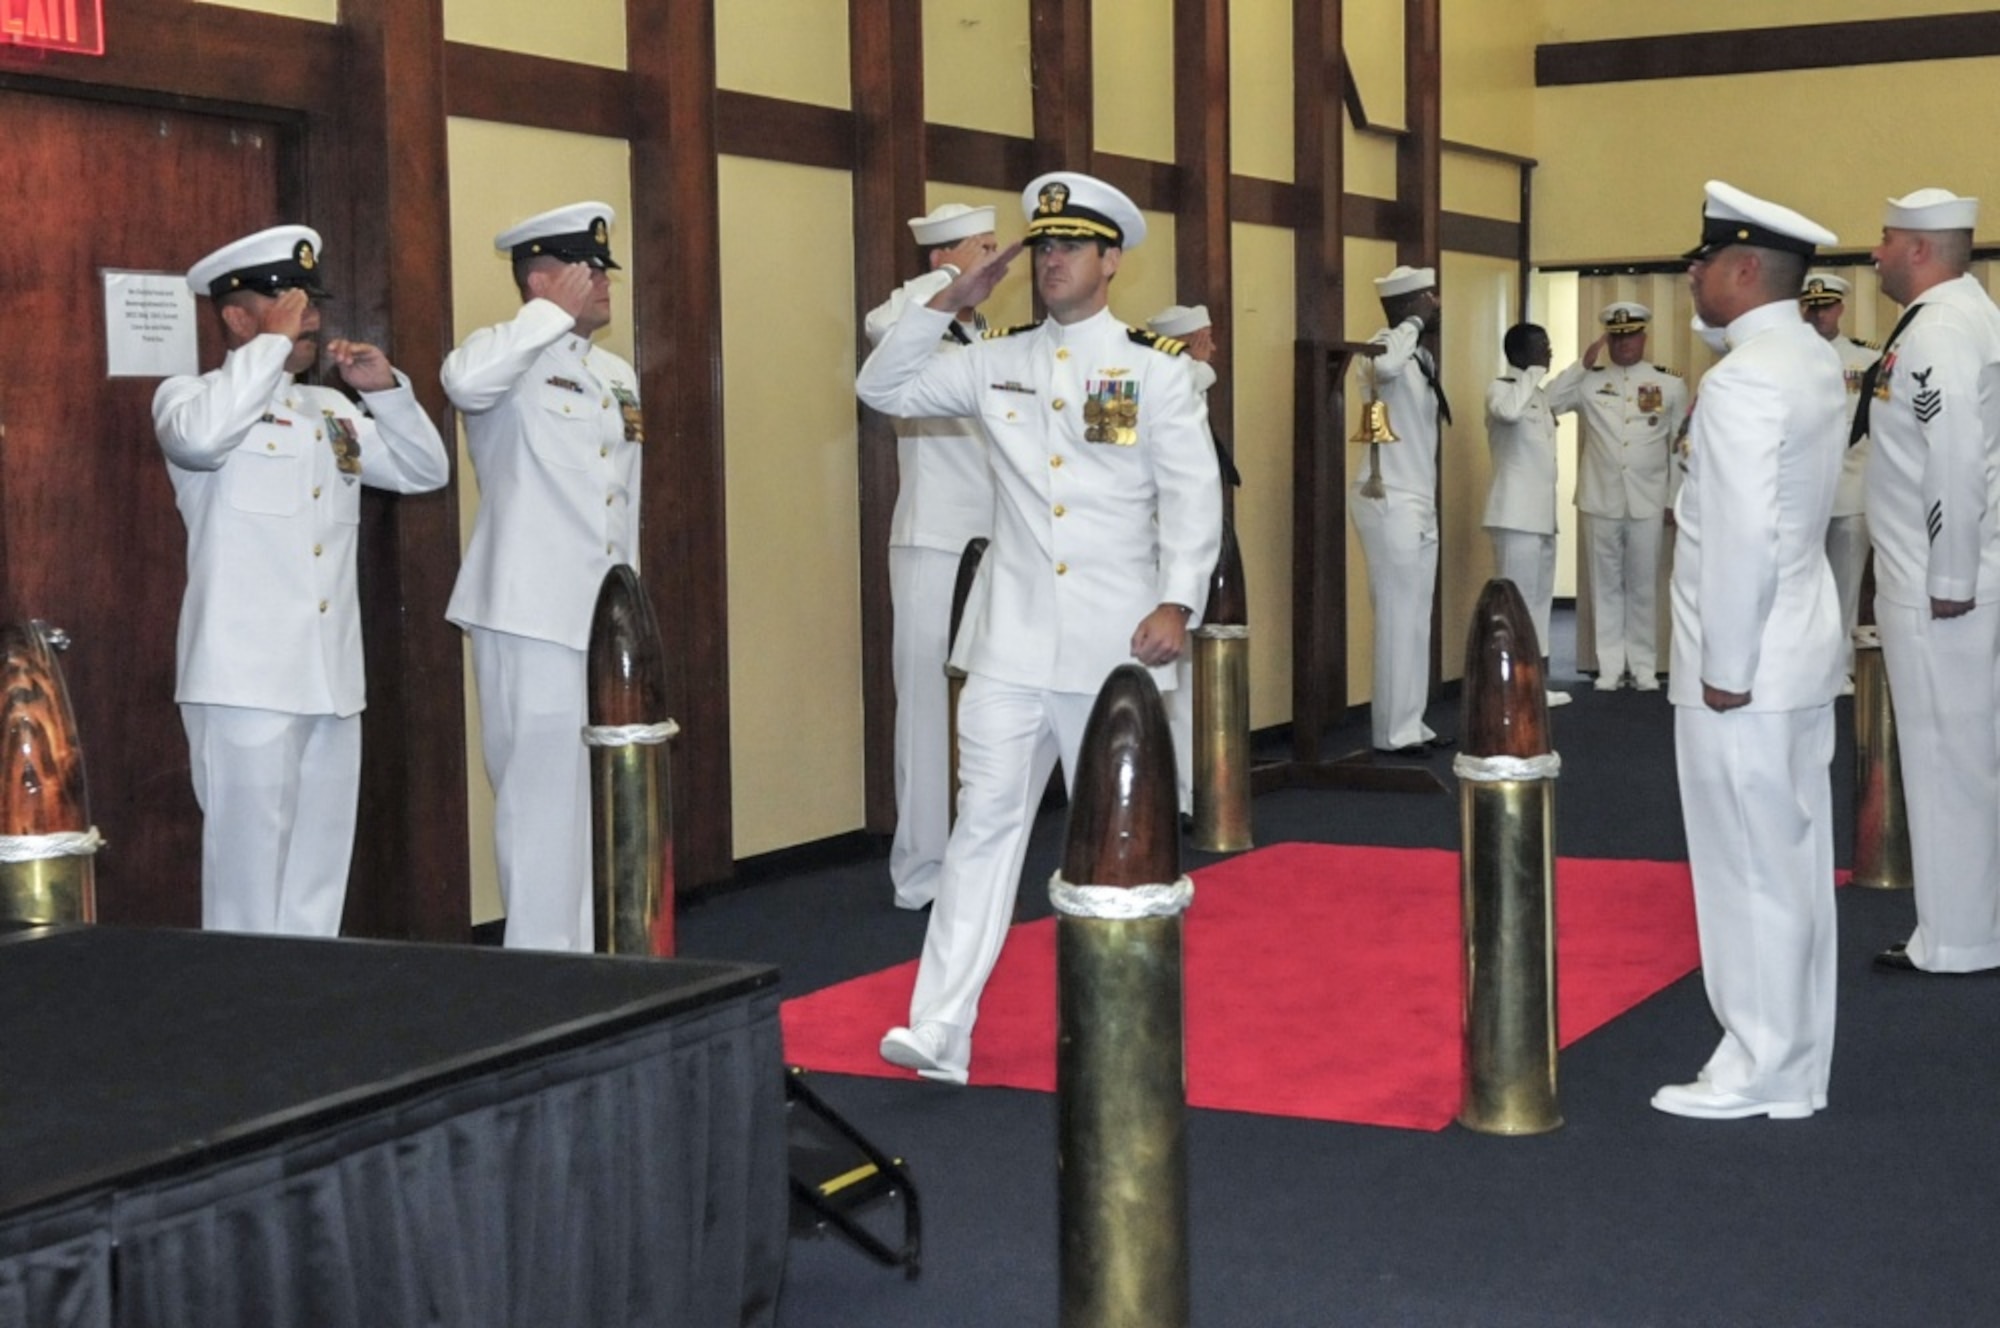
[1425,735,1456,751]
[1373,744,1431,758]
[1873,943,1919,973]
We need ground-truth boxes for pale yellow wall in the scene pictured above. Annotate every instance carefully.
[716,0,849,110]
[1443,0,1536,155]
[1346,0,1406,130]
[1115,210,1178,334]
[197,0,332,20]
[1094,0,1175,164]
[445,119,635,923]
[926,0,1034,138]
[1345,125,1400,201]
[1230,0,1293,183]
[719,156,865,858]
[1535,60,2000,264]
[1229,223,1296,727]
[443,0,626,70]
[1438,251,1520,673]
[1542,0,1969,42]
[1444,154,1522,223]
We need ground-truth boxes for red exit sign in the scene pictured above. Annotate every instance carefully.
[2,0,103,56]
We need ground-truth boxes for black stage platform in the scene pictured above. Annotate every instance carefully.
[0,925,785,1328]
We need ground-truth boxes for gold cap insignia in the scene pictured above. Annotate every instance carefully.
[593,219,608,244]
[296,240,316,270]
[1038,182,1069,216]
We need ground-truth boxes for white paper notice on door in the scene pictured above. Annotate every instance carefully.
[103,270,198,379]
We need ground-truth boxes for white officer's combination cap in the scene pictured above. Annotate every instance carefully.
[1800,272,1852,306]
[908,203,996,247]
[1883,188,1979,232]
[1147,304,1211,337]
[1683,180,1837,261]
[1374,265,1436,298]
[1021,172,1147,250]
[1600,301,1652,335]
[187,224,329,300]
[495,201,621,270]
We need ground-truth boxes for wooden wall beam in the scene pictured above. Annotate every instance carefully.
[850,0,927,839]
[629,0,734,889]
[443,43,632,138]
[1538,12,2000,86]
[1031,0,1092,174]
[336,0,470,941]
[1289,0,1347,761]
[1173,0,1231,512]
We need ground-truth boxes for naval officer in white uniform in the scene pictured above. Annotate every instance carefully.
[1354,264,1450,754]
[863,203,998,910]
[1548,303,1691,692]
[444,202,642,953]
[1654,182,1846,1121]
[154,224,450,935]
[1799,271,1882,687]
[1482,321,1569,707]
[1861,189,2000,976]
[858,171,1222,1084]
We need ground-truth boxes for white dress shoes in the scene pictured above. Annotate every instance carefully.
[1632,675,1661,692]
[1650,1081,1815,1120]
[880,1022,968,1086]
[1545,689,1572,708]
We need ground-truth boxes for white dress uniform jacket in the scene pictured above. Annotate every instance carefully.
[857,304,1221,693]
[443,298,643,646]
[1548,359,1690,519]
[155,333,451,715]
[1862,272,2000,973]
[1668,298,1846,1110]
[1360,317,1441,502]
[1482,364,1556,535]
[864,271,995,554]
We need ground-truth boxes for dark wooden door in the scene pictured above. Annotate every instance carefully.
[0,88,283,925]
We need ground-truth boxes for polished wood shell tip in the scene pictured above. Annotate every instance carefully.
[2,621,90,837]
[586,565,668,728]
[1061,664,1181,887]
[1201,521,1247,627]
[1460,579,1550,759]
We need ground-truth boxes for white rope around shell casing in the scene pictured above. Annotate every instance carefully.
[1195,624,1249,640]
[1453,752,1562,783]
[0,827,105,863]
[580,719,681,748]
[1048,872,1195,920]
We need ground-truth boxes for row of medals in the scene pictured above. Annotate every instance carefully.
[1082,393,1138,445]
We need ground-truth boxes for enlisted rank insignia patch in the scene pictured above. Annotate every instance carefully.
[1912,367,1942,424]
[1083,379,1139,445]
[324,412,362,479]
[611,385,643,443]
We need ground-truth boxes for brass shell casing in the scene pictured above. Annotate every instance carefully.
[1057,913,1189,1328]
[1458,777,1561,1135]
[1191,632,1251,852]
[1850,632,1912,890]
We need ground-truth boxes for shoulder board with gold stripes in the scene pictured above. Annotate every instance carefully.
[1127,326,1187,356]
[1853,336,1882,351]
[982,322,1041,340]
[1652,363,1683,378]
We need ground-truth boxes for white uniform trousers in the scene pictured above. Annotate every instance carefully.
[1166,656,1193,817]
[470,627,593,953]
[1350,490,1439,750]
[1584,512,1662,684]
[1877,599,2000,971]
[889,546,961,908]
[1824,513,1870,677]
[1488,528,1557,656]
[1675,703,1837,1106]
[181,704,360,937]
[907,675,1096,1069]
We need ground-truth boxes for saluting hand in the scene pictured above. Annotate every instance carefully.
[538,262,599,323]
[326,339,396,392]
[256,287,313,345]
[928,242,1024,315]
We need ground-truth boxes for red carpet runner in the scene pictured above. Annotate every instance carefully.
[781,843,1700,1131]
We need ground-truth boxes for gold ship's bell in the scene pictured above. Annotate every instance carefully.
[1351,391,1398,498]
